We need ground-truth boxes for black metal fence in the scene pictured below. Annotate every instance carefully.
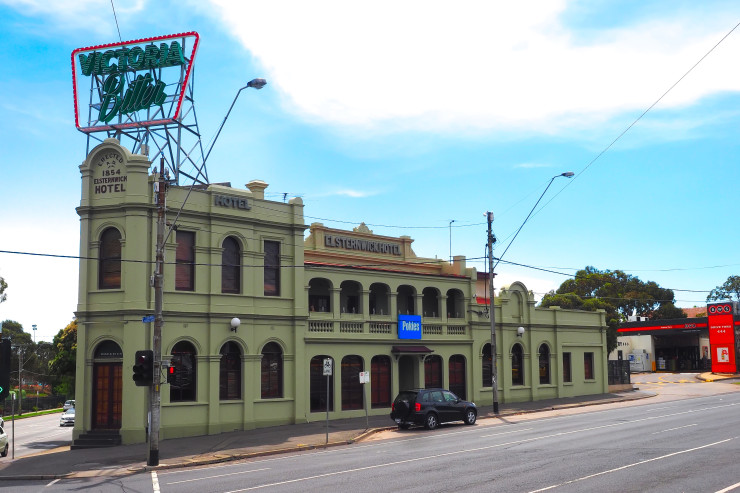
[0,395,72,417]
[608,360,631,385]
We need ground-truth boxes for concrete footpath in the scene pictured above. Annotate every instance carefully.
[0,389,662,481]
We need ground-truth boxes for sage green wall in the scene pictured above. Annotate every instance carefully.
[74,139,609,445]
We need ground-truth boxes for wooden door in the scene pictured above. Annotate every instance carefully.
[92,363,122,429]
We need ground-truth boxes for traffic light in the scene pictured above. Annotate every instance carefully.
[132,350,154,386]
[0,339,10,400]
[166,365,176,384]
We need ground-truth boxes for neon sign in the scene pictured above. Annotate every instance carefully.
[71,32,199,133]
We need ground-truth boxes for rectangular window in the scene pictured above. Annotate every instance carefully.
[175,231,195,291]
[563,352,572,383]
[264,240,280,296]
[584,352,594,380]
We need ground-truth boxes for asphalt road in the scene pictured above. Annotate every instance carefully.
[3,412,72,460]
[6,374,740,492]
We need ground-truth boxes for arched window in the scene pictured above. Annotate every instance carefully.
[308,278,331,312]
[310,355,333,412]
[482,343,492,388]
[539,344,550,385]
[170,341,197,402]
[371,355,391,408]
[261,342,283,399]
[221,237,241,294]
[449,355,466,399]
[422,287,439,317]
[340,281,361,314]
[511,343,524,386]
[219,342,241,400]
[424,355,443,388]
[99,227,122,289]
[341,355,363,410]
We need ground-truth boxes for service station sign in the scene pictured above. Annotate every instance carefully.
[71,32,199,133]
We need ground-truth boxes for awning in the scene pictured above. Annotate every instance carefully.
[391,345,434,354]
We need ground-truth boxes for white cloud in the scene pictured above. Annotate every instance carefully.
[209,0,740,134]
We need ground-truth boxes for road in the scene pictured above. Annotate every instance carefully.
[3,412,72,459]
[6,374,740,492]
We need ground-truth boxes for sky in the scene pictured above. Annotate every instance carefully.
[2,0,740,343]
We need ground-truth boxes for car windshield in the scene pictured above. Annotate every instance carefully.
[66,408,75,415]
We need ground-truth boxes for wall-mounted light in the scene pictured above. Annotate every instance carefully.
[230,317,241,332]
[517,326,525,338]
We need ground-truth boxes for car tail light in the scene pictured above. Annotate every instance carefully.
[415,403,421,412]
[391,403,395,411]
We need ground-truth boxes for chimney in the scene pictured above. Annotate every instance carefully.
[246,180,268,199]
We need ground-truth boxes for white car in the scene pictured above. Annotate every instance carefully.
[0,425,7,457]
[60,407,75,426]
[63,400,75,411]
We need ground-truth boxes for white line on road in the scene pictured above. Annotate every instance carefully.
[220,406,737,493]
[165,467,271,485]
[528,437,735,492]
[152,471,160,493]
[715,480,740,492]
[650,423,698,434]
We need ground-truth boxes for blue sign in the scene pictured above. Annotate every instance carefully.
[142,315,155,323]
[398,315,422,340]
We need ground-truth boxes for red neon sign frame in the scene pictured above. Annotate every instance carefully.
[71,32,199,133]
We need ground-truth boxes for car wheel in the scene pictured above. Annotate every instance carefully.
[0,443,7,457]
[464,408,477,425]
[424,413,439,430]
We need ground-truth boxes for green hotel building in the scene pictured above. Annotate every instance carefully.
[73,139,609,445]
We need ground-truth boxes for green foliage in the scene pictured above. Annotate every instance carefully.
[49,320,77,394]
[540,266,685,353]
[0,276,6,304]
[707,275,740,303]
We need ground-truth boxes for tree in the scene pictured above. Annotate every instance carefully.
[539,266,685,353]
[707,275,740,303]
[0,276,6,304]
[49,320,77,396]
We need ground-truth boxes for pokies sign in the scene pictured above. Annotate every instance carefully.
[71,32,199,133]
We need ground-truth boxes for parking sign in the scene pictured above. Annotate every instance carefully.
[323,358,332,376]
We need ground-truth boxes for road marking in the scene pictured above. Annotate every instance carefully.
[45,479,61,487]
[528,437,735,492]
[165,467,270,485]
[716,480,740,492]
[220,406,738,493]
[152,471,160,493]
[480,427,533,438]
[650,423,698,434]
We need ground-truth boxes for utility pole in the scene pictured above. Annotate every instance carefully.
[149,157,166,466]
[487,212,499,414]
[17,346,22,415]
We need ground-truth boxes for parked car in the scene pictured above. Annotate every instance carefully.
[0,425,7,457]
[60,407,75,427]
[63,400,75,411]
[390,388,477,430]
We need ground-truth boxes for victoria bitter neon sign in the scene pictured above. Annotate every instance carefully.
[71,32,199,133]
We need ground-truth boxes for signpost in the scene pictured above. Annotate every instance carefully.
[323,358,332,445]
[359,371,370,429]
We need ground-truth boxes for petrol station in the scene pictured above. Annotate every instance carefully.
[616,302,739,373]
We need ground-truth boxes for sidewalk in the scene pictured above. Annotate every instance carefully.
[696,372,740,382]
[0,389,654,481]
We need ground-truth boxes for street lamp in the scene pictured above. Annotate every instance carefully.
[449,219,455,262]
[32,324,36,344]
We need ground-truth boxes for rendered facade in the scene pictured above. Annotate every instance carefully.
[74,139,609,445]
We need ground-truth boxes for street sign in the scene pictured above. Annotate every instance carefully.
[323,358,332,376]
[142,315,155,323]
[359,371,370,384]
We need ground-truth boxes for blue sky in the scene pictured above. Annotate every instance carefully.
[2,0,740,342]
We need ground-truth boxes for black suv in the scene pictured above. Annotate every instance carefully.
[390,388,477,430]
